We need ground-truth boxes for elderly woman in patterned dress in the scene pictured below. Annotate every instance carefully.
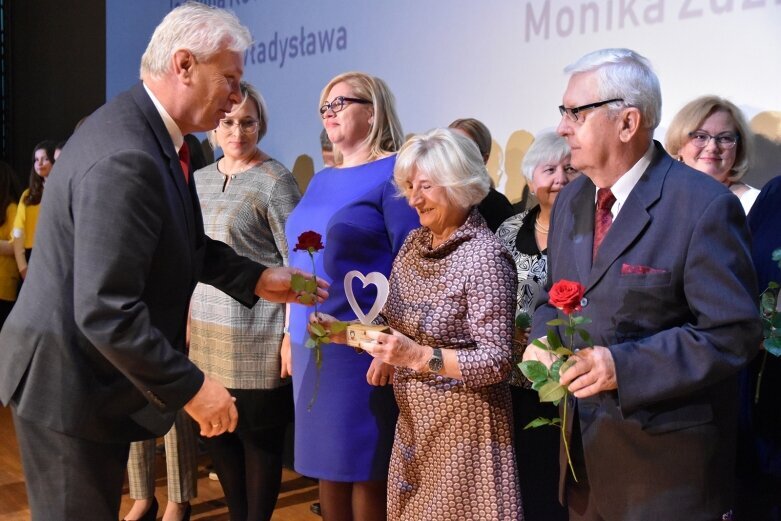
[495,131,579,520]
[317,128,523,520]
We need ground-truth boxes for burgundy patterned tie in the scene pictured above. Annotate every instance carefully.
[178,140,190,184]
[593,187,616,260]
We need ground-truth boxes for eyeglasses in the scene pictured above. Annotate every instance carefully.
[319,96,371,118]
[219,118,260,134]
[687,131,739,149]
[558,98,624,122]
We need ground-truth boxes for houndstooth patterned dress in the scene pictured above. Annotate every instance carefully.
[383,210,524,520]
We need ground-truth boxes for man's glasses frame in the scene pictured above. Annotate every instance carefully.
[559,98,624,122]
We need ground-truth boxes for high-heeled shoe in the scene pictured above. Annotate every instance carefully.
[122,496,159,521]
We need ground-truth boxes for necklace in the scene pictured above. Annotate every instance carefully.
[535,218,549,234]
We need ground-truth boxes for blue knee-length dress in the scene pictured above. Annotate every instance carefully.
[285,155,419,481]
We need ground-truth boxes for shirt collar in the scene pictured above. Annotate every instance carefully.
[597,142,654,218]
[143,82,184,153]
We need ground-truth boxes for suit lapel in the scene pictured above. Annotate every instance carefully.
[586,143,668,290]
[130,83,197,246]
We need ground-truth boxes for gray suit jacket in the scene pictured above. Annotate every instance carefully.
[0,83,264,442]
[532,142,761,520]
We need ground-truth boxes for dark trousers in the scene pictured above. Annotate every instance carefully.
[12,407,130,521]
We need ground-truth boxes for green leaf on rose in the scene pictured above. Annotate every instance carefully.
[330,321,348,333]
[768,281,779,289]
[547,330,562,350]
[524,417,556,429]
[539,380,567,403]
[547,318,567,327]
[572,316,592,326]
[531,380,547,392]
[560,357,577,373]
[310,322,326,337]
[565,326,575,338]
[771,312,781,329]
[520,360,549,382]
[531,338,551,351]
[761,292,776,314]
[290,274,308,292]
[305,337,316,349]
[298,293,315,306]
[765,336,781,357]
[578,329,592,343]
[554,347,574,357]
[551,359,564,382]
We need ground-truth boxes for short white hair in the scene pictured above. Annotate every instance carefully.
[140,2,251,79]
[394,128,490,210]
[522,131,572,182]
[565,48,661,130]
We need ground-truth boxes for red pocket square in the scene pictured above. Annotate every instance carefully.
[621,263,667,275]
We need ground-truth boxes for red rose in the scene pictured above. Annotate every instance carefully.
[548,279,585,315]
[294,231,324,252]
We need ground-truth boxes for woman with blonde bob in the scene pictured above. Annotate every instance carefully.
[665,95,759,213]
[285,72,419,521]
[317,128,523,520]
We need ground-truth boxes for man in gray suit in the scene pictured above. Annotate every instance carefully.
[0,4,325,520]
[525,48,760,520]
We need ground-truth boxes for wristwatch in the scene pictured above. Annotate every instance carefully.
[427,348,444,373]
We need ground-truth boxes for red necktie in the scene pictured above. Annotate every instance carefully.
[593,187,616,260]
[178,141,190,184]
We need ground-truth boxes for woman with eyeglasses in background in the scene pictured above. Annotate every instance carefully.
[284,72,419,521]
[665,95,759,214]
[187,81,301,521]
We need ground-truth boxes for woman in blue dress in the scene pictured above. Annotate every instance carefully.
[284,72,418,521]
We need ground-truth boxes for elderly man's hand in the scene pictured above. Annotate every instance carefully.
[184,375,238,437]
[559,345,617,398]
[255,267,329,304]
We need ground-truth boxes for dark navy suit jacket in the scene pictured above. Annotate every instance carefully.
[532,141,761,520]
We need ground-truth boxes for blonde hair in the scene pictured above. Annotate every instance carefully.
[665,95,752,182]
[320,72,403,159]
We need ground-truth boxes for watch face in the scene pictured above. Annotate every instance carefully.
[428,351,444,372]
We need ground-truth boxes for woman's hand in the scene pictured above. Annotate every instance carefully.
[360,329,429,371]
[308,312,348,344]
[280,333,292,378]
[366,358,395,386]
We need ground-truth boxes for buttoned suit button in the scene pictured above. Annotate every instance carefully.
[580,297,588,307]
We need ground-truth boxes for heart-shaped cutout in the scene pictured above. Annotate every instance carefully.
[344,270,389,325]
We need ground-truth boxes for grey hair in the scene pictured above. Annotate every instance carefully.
[565,48,661,130]
[208,81,268,149]
[140,2,251,79]
[521,131,572,182]
[394,128,490,210]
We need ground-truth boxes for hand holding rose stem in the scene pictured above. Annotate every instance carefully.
[520,279,591,482]
[291,231,347,409]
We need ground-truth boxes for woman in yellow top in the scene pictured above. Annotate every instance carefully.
[0,161,21,327]
[13,140,55,279]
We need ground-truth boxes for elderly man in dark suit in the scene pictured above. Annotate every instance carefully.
[525,48,761,521]
[0,4,325,520]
